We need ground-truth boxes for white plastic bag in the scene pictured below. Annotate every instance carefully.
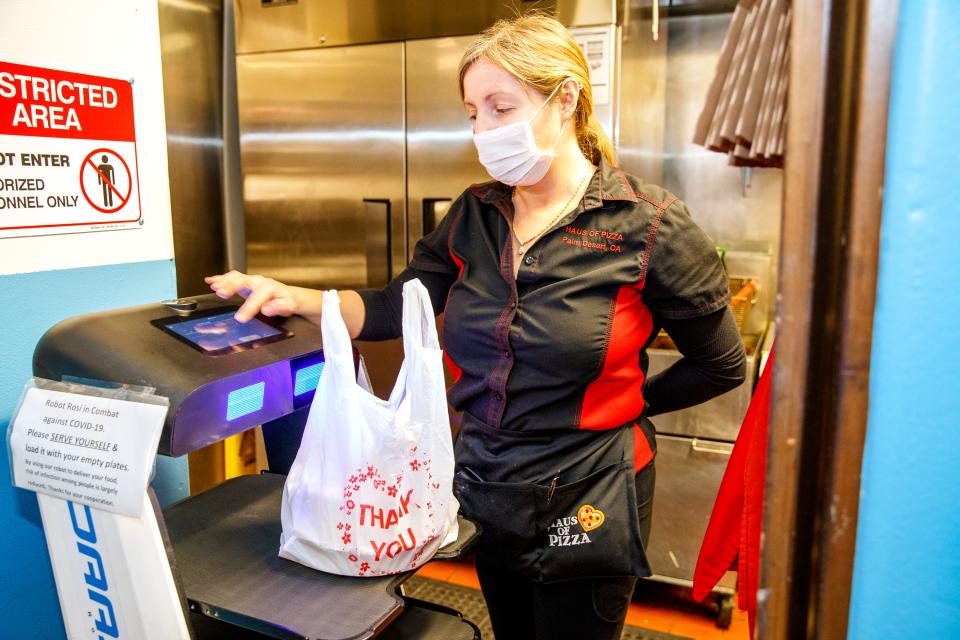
[279,279,459,576]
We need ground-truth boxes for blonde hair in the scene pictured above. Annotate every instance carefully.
[458,13,616,167]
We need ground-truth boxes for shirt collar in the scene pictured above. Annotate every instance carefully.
[469,156,640,210]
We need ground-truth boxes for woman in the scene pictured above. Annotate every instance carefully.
[207,14,745,640]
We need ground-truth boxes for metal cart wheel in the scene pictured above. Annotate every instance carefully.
[716,594,735,629]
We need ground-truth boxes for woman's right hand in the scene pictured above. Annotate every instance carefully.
[204,270,300,323]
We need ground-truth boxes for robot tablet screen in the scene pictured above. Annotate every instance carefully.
[153,308,293,356]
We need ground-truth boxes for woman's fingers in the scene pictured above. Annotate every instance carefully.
[205,272,295,321]
[234,278,271,321]
[260,296,295,317]
[206,270,251,299]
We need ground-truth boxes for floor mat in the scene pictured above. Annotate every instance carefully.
[402,576,694,640]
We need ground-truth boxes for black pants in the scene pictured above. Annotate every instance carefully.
[475,463,655,640]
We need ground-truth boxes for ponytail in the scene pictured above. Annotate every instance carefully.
[578,114,616,166]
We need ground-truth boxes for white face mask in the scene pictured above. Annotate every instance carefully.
[472,82,570,186]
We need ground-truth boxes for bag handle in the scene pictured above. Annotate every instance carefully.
[319,283,438,410]
[401,280,445,425]
[320,290,356,362]
[401,279,440,358]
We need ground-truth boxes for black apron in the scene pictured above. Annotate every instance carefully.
[453,413,653,583]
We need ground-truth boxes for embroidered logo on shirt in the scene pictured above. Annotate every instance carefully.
[561,225,623,253]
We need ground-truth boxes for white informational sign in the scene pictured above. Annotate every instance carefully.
[0,60,142,238]
[8,382,167,517]
[571,26,615,106]
[38,492,191,640]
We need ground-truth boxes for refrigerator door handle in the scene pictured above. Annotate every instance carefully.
[422,198,453,236]
[363,198,393,288]
[690,438,734,456]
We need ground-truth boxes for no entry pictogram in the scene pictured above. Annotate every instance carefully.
[79,148,132,214]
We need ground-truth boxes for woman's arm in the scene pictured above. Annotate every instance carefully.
[205,260,454,343]
[644,307,747,417]
[637,197,745,415]
[355,195,465,340]
[204,272,367,338]
[207,195,465,341]
[354,267,457,341]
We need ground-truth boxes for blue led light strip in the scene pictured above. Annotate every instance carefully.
[226,381,265,421]
[294,362,325,396]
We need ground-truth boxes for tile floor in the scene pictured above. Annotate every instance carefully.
[415,558,750,639]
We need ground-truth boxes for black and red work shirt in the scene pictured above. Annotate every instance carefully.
[358,159,731,468]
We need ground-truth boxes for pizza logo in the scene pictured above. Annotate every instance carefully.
[548,503,607,547]
[577,504,605,531]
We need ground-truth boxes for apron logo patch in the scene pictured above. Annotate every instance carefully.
[577,504,605,531]
[546,505,606,547]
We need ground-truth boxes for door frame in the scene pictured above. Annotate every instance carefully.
[759,1,900,638]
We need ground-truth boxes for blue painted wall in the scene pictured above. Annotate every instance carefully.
[848,1,960,638]
[0,259,184,639]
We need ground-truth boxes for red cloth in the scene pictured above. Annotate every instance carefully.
[692,346,774,638]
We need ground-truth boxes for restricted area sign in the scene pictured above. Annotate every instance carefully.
[0,60,142,238]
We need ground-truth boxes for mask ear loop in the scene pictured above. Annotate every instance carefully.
[537,78,580,156]
[544,119,571,156]
[530,78,580,121]
[530,81,564,120]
